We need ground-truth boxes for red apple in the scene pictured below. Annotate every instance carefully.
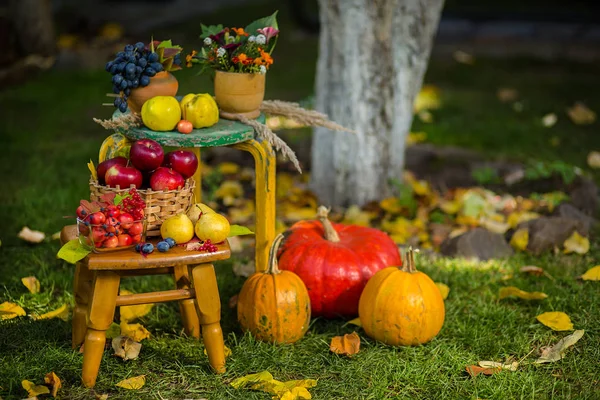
[105,165,143,189]
[119,213,134,229]
[177,120,193,134]
[128,222,143,236]
[117,234,133,247]
[163,150,198,179]
[129,139,164,171]
[97,157,128,185]
[150,167,185,191]
[103,236,119,248]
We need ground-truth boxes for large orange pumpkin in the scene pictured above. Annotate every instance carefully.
[278,206,402,318]
[358,248,445,346]
[237,233,311,344]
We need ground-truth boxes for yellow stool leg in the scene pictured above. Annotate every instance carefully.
[72,261,93,348]
[174,265,200,338]
[233,140,276,272]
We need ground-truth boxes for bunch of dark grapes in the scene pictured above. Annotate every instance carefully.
[105,42,165,113]
[121,188,146,220]
[199,239,218,253]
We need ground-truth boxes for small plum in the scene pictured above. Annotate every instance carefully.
[177,120,193,134]
[128,222,143,236]
[119,213,134,229]
[118,234,133,247]
[89,212,106,225]
[103,236,119,248]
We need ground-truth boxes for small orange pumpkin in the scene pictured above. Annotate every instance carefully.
[237,233,311,343]
[358,248,445,346]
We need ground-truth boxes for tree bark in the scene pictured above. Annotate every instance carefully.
[9,0,56,57]
[311,0,444,206]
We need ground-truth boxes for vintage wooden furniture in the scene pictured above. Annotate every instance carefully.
[60,225,231,388]
[124,114,276,273]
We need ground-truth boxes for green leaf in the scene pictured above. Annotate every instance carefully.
[114,193,126,206]
[57,239,91,264]
[244,11,279,36]
[200,23,224,39]
[228,225,254,237]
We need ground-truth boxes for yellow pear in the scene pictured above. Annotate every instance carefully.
[160,214,195,244]
[187,203,215,225]
[195,212,230,243]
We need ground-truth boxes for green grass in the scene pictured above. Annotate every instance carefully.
[1,3,600,399]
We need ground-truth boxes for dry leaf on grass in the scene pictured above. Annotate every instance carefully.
[32,303,69,321]
[22,380,50,397]
[541,113,557,127]
[44,371,62,397]
[231,371,274,389]
[112,336,142,361]
[587,151,600,169]
[95,393,109,400]
[203,345,232,358]
[218,162,240,175]
[566,102,596,125]
[581,265,600,281]
[478,361,519,371]
[230,371,316,400]
[497,88,519,103]
[435,282,450,300]
[465,365,501,377]
[330,332,361,356]
[510,228,529,251]
[499,286,548,301]
[21,276,40,294]
[119,290,153,322]
[453,50,475,65]
[406,131,427,145]
[536,311,574,331]
[563,231,590,255]
[115,375,146,390]
[414,85,441,112]
[120,322,150,342]
[344,317,362,328]
[18,226,46,243]
[417,110,433,123]
[535,330,585,364]
[0,301,26,320]
[520,266,555,280]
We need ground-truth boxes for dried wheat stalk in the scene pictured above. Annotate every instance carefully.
[93,112,141,130]
[260,100,357,134]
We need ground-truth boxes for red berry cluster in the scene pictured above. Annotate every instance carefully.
[121,188,146,220]
[199,239,218,253]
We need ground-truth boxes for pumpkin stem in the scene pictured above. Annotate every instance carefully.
[266,233,285,274]
[316,206,341,243]
[402,247,418,273]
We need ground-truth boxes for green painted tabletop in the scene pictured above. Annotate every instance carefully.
[114,110,265,148]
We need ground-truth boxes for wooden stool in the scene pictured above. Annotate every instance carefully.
[124,113,276,273]
[61,225,231,388]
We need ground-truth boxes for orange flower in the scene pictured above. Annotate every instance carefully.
[185,50,198,67]
[231,27,249,37]
[254,57,263,65]
[259,49,273,65]
[238,53,248,63]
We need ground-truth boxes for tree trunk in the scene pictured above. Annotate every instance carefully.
[311,0,444,206]
[9,0,56,57]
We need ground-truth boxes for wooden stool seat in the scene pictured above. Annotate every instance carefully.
[61,225,230,388]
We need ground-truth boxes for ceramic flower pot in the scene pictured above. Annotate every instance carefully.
[127,71,179,114]
[214,70,265,119]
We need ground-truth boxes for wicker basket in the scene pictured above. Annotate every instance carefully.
[89,178,195,237]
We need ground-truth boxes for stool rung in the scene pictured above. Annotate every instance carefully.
[116,289,194,306]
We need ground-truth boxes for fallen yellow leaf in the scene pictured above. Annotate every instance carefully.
[510,228,529,251]
[18,226,46,243]
[536,311,574,331]
[535,330,585,364]
[519,265,544,276]
[507,211,540,228]
[435,282,450,300]
[439,199,460,215]
[567,102,596,125]
[231,371,274,389]
[204,345,232,358]
[112,335,142,361]
[587,151,600,169]
[406,131,427,145]
[453,50,475,65]
[563,231,589,254]
[414,85,441,113]
[541,113,557,127]
[480,218,510,234]
[251,378,317,399]
[581,265,600,281]
[21,276,40,294]
[380,197,403,214]
[119,321,150,342]
[330,332,361,356]
[0,301,26,320]
[32,303,69,321]
[280,205,318,222]
[499,286,548,301]
[218,162,240,175]
[115,375,146,390]
[465,365,501,377]
[342,205,374,226]
[280,386,313,400]
[214,180,244,206]
[119,289,153,322]
[344,317,362,328]
[44,371,62,397]
[22,380,50,397]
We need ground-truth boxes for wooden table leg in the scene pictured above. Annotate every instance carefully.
[82,271,120,388]
[174,265,200,338]
[233,140,276,272]
[189,263,225,374]
[72,261,93,348]
[185,147,202,203]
